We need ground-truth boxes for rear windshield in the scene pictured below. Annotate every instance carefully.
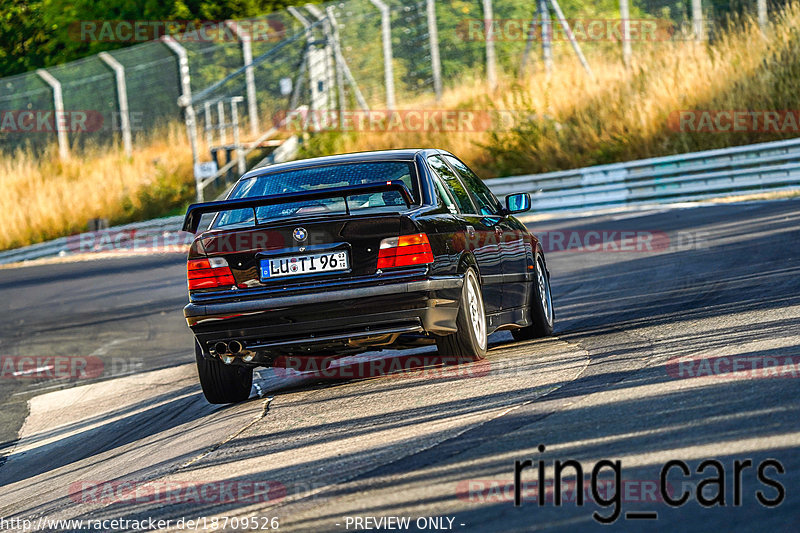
[213,161,418,228]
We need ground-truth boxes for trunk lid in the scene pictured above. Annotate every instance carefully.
[197,212,420,289]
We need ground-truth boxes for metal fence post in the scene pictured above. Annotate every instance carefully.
[692,0,705,41]
[758,0,768,32]
[217,100,227,144]
[323,6,370,112]
[369,0,396,109]
[287,6,327,130]
[36,69,69,159]
[204,101,214,148]
[306,5,347,129]
[426,0,443,100]
[225,21,260,137]
[98,52,133,157]
[618,0,632,68]
[548,0,594,80]
[520,12,538,77]
[161,36,199,194]
[230,97,246,176]
[482,0,497,90]
[538,0,553,74]
[304,5,338,115]
[332,18,347,128]
[288,6,312,37]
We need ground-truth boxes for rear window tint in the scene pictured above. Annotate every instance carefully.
[214,161,418,228]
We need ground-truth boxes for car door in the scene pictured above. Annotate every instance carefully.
[427,154,503,314]
[443,155,531,311]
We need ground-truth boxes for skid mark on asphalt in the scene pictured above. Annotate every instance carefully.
[179,396,273,469]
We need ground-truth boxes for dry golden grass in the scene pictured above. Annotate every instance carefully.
[0,124,194,250]
[484,7,800,176]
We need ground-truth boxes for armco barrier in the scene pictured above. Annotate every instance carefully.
[486,137,800,211]
[0,215,184,265]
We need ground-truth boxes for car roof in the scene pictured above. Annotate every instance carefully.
[243,148,448,179]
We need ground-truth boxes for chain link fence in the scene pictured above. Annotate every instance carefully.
[0,0,763,158]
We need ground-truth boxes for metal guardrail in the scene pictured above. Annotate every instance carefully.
[0,216,185,265]
[486,137,800,211]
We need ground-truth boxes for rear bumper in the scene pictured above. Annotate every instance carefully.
[185,275,463,353]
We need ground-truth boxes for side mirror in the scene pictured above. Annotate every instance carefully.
[505,193,531,214]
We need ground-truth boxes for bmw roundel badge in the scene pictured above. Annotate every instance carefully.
[293,227,308,242]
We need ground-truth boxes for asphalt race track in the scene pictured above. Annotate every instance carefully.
[1,199,798,532]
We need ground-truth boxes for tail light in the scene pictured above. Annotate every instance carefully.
[377,233,434,269]
[187,257,235,291]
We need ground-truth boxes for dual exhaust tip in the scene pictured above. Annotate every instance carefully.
[214,340,243,356]
[213,340,255,364]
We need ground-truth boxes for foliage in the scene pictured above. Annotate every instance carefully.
[0,0,318,76]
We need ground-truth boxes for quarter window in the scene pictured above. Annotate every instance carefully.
[427,156,474,213]
[444,155,501,215]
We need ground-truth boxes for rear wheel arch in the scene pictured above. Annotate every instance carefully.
[535,243,551,279]
[512,248,554,340]
[456,251,480,279]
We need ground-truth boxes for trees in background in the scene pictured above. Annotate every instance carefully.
[0,0,310,76]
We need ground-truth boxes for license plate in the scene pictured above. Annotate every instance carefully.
[260,251,349,279]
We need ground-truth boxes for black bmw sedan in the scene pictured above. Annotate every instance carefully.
[182,149,554,403]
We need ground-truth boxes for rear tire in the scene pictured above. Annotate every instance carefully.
[195,340,253,404]
[435,269,488,362]
[512,252,554,341]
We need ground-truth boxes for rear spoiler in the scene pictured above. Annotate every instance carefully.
[182,180,414,233]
